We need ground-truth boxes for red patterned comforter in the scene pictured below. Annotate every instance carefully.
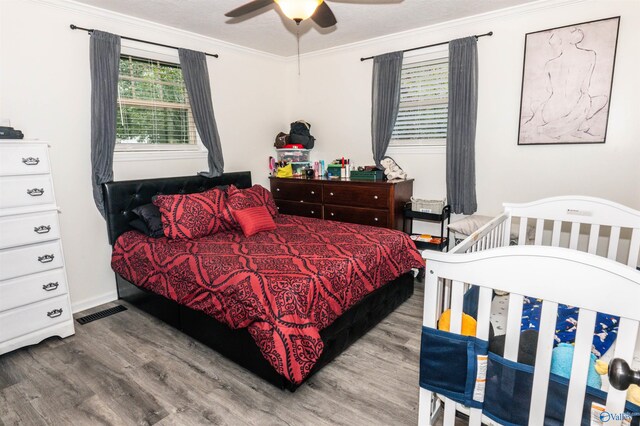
[111,215,424,384]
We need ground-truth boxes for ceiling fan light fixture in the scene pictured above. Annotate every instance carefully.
[274,0,323,23]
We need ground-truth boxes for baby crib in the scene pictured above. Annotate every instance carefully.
[419,196,640,426]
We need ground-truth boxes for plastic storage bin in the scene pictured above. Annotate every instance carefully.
[276,149,310,164]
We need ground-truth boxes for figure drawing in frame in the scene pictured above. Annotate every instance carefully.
[518,17,620,145]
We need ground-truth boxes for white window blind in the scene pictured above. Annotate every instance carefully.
[391,57,448,146]
[116,55,196,148]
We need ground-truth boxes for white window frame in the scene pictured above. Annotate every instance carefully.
[114,44,207,162]
[388,45,449,155]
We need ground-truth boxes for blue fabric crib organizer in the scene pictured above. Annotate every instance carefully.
[420,326,640,425]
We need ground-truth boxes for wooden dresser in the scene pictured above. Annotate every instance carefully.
[0,141,74,355]
[269,177,413,231]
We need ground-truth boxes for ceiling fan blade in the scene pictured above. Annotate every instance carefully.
[311,2,337,28]
[225,0,274,18]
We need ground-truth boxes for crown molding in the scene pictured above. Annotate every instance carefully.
[26,0,289,62]
[288,0,587,61]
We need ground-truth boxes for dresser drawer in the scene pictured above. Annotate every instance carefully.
[0,269,67,311]
[0,295,71,342]
[324,183,390,209]
[324,205,389,228]
[0,145,50,177]
[0,241,64,281]
[271,179,323,203]
[275,200,322,219]
[0,175,55,210]
[0,211,60,249]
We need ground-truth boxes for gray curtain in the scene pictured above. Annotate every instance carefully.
[178,48,224,177]
[371,51,403,167]
[446,37,478,215]
[90,30,121,217]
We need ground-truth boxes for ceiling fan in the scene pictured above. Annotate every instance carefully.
[225,0,338,27]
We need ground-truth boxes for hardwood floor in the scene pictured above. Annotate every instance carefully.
[0,280,425,426]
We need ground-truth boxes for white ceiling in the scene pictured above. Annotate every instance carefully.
[72,0,539,57]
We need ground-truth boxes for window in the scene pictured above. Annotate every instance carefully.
[116,55,196,150]
[391,55,448,147]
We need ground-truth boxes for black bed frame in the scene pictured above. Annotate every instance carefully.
[102,172,414,391]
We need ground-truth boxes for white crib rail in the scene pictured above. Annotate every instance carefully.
[503,196,640,266]
[449,213,510,254]
[419,246,640,426]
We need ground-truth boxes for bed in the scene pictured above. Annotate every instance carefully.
[418,196,640,425]
[102,172,423,390]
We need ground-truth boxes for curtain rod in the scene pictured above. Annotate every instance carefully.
[69,24,219,58]
[360,31,493,62]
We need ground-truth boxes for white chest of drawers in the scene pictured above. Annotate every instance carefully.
[0,141,74,355]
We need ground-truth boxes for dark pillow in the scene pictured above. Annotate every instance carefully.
[131,204,164,238]
[233,205,276,237]
[152,187,233,240]
[227,184,279,218]
[129,218,153,237]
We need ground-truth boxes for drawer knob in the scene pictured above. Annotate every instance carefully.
[310,191,315,194]
[34,225,51,234]
[374,218,379,222]
[22,157,40,166]
[374,195,379,199]
[38,254,55,263]
[310,210,315,214]
[276,188,280,192]
[330,192,334,196]
[27,188,45,197]
[47,308,63,318]
[300,200,304,203]
[43,282,59,291]
[330,212,335,217]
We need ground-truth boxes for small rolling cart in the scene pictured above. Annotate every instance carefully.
[403,202,451,251]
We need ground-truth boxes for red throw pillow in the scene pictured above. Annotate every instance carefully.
[153,188,232,239]
[227,184,278,217]
[233,205,276,237]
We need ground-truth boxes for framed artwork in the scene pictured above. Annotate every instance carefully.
[517,16,620,145]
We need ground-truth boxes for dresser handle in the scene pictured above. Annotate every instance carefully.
[22,157,41,166]
[38,254,55,263]
[330,212,335,217]
[300,200,304,203]
[330,192,334,196]
[374,218,379,222]
[34,225,51,234]
[27,188,45,197]
[310,190,315,194]
[310,210,315,214]
[276,188,280,191]
[47,308,63,318]
[374,195,378,200]
[43,282,59,291]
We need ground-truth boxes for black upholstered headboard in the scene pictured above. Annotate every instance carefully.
[102,172,252,245]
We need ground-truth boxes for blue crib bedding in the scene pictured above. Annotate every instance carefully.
[520,296,619,357]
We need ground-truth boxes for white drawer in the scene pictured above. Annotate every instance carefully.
[0,210,60,249]
[0,175,55,210]
[0,144,50,176]
[0,240,64,281]
[0,295,71,342]
[0,269,68,311]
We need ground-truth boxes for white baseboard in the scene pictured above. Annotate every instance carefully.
[71,290,118,314]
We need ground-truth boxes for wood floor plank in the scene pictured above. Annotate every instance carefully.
[0,280,425,425]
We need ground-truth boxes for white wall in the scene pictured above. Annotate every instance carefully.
[285,0,640,223]
[0,0,287,311]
